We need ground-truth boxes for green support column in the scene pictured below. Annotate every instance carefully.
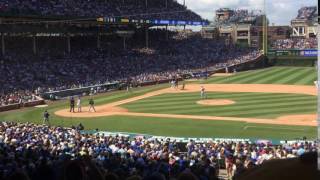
[67,35,71,53]
[1,33,5,56]
[97,34,101,49]
[32,35,37,55]
[145,27,149,48]
[123,37,126,50]
[166,25,169,40]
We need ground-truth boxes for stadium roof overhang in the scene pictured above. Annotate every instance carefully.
[0,15,208,34]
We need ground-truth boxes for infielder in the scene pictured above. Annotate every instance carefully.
[89,98,96,112]
[181,81,185,90]
[77,97,82,112]
[200,86,207,99]
[314,80,318,89]
[174,80,178,89]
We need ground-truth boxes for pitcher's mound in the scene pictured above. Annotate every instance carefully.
[197,99,235,106]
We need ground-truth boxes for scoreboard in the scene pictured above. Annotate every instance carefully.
[268,49,318,57]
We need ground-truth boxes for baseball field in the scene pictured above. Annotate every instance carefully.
[0,66,317,140]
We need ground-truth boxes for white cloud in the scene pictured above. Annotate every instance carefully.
[178,0,317,25]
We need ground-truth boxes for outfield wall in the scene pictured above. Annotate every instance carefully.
[267,49,317,67]
[267,56,317,67]
[215,55,267,73]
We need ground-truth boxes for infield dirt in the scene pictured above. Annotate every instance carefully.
[55,84,317,126]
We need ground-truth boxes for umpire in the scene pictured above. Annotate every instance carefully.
[70,96,75,112]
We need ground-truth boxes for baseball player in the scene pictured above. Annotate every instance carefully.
[43,110,50,125]
[175,79,179,89]
[171,80,175,89]
[200,86,207,99]
[89,98,96,112]
[181,81,185,90]
[77,97,82,112]
[314,80,318,89]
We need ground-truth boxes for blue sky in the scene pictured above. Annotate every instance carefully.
[178,0,317,25]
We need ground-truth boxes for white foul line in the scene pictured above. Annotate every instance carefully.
[243,126,305,131]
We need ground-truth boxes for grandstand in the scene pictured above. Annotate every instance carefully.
[291,6,317,38]
[296,6,318,20]
[213,8,263,26]
[267,6,318,66]
[0,0,203,21]
[0,1,319,180]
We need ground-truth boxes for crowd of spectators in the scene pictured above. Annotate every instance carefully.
[0,30,262,106]
[0,122,316,180]
[295,6,317,20]
[270,37,317,50]
[0,91,37,106]
[214,9,262,25]
[0,0,202,21]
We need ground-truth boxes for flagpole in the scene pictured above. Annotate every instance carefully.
[262,0,267,55]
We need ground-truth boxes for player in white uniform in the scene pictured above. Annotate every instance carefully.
[171,80,175,89]
[314,80,318,89]
[77,97,82,112]
[200,86,206,99]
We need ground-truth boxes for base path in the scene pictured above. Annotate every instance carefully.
[55,84,317,126]
[210,73,234,77]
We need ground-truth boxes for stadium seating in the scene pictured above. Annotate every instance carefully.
[0,30,261,106]
[296,6,317,20]
[0,122,316,180]
[0,0,202,21]
[270,38,317,50]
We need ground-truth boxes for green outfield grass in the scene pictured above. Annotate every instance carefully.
[205,66,317,85]
[121,92,316,119]
[0,66,317,139]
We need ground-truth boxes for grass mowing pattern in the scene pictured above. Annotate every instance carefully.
[205,67,317,85]
[121,92,317,118]
[0,66,317,139]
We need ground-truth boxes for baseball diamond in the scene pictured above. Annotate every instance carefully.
[0,2,319,180]
[1,66,317,139]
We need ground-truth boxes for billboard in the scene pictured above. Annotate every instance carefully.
[268,49,318,57]
[152,19,207,26]
[98,16,209,26]
[300,49,318,57]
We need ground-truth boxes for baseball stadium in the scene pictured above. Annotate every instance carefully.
[0,1,318,180]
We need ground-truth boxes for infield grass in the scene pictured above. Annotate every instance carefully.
[121,92,316,118]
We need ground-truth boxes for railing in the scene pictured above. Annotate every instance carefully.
[0,55,264,111]
[41,82,120,100]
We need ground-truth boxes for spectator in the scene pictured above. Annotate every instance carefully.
[0,122,316,180]
[0,31,262,107]
[0,0,203,21]
[271,38,317,50]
